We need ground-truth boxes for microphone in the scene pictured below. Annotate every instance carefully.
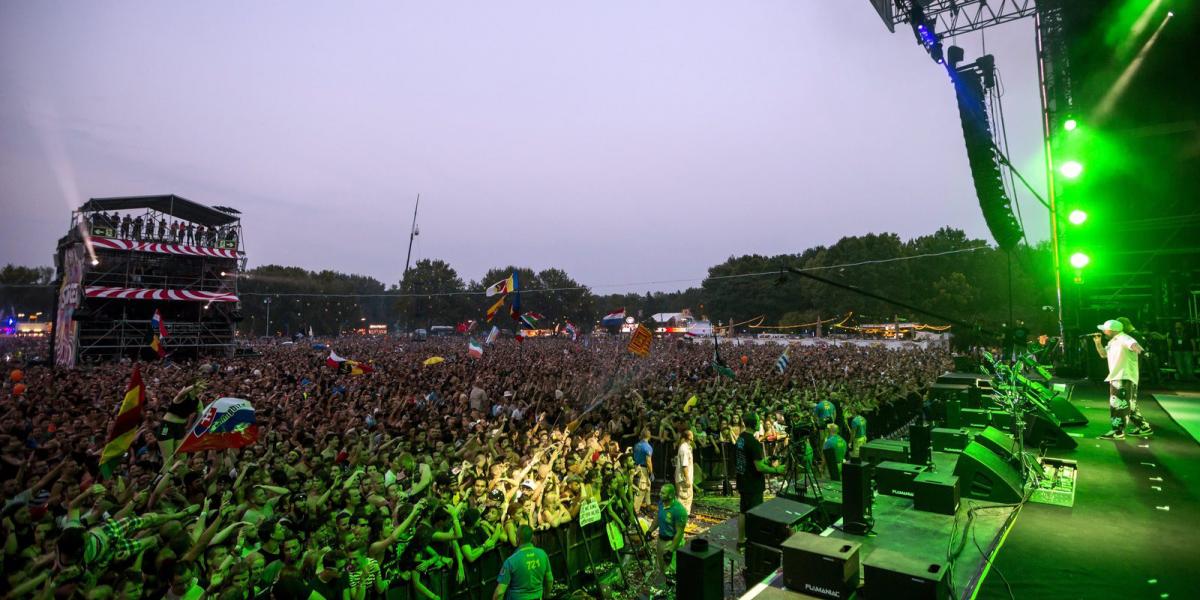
[1079,332,1102,338]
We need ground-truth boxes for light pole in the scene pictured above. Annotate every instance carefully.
[264,297,272,337]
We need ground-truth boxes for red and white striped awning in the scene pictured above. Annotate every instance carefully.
[84,287,239,302]
[91,237,239,259]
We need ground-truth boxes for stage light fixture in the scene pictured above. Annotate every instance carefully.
[1069,252,1090,269]
[91,258,99,266]
[1068,209,1088,225]
[1060,160,1084,179]
[1063,119,1078,132]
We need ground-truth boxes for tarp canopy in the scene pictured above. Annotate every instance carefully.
[79,195,239,227]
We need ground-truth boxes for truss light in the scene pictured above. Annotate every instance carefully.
[1068,209,1088,225]
[1063,118,1078,132]
[1069,252,1090,269]
[1060,160,1084,179]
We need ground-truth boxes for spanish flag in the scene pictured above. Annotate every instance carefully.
[99,366,146,477]
[486,295,506,322]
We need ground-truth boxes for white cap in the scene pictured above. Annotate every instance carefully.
[1098,319,1123,332]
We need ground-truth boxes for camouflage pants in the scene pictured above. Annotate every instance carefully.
[1109,380,1150,433]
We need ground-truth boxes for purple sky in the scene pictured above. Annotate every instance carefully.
[0,2,1048,293]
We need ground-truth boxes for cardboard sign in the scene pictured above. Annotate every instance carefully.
[578,500,602,527]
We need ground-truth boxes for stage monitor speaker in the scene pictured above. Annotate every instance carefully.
[862,548,950,600]
[677,540,724,600]
[746,498,817,548]
[974,426,1018,462]
[909,423,932,467]
[875,461,925,498]
[781,532,861,600]
[914,472,960,515]
[840,460,872,534]
[931,428,970,453]
[953,441,1024,503]
[745,541,782,583]
[960,408,993,429]
[1024,413,1078,450]
[1050,394,1088,427]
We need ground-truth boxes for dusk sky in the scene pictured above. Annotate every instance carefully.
[0,2,1048,293]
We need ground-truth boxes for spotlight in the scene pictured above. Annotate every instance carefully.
[1063,119,1078,132]
[1059,160,1084,179]
[1068,209,1088,225]
[1069,252,1090,269]
[91,258,99,266]
[1168,11,1174,17]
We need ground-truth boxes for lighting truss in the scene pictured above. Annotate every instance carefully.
[881,0,1038,38]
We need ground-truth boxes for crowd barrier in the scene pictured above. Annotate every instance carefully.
[385,511,625,600]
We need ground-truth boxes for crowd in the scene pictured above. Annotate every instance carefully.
[84,212,238,248]
[1,333,950,599]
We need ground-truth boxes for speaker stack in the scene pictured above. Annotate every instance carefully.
[745,498,818,582]
[781,532,861,600]
[862,548,950,599]
[676,538,723,600]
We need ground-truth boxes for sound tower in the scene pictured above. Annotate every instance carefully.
[953,441,1024,503]
[676,539,723,600]
[841,460,872,534]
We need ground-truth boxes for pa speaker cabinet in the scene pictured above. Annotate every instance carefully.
[960,408,993,429]
[913,472,960,515]
[974,426,1018,462]
[781,532,861,600]
[840,461,872,533]
[931,428,970,453]
[677,541,724,600]
[1049,394,1087,426]
[861,439,909,466]
[908,423,933,467]
[1025,413,1078,450]
[874,461,925,499]
[746,541,783,583]
[862,548,949,600]
[746,498,817,548]
[953,441,1024,503]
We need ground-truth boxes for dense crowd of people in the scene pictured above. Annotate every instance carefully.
[1,333,950,599]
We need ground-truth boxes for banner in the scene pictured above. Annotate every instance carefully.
[53,245,85,368]
[627,324,652,357]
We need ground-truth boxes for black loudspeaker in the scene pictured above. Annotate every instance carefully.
[677,541,724,600]
[931,428,970,453]
[1024,413,1078,450]
[961,408,993,429]
[841,460,872,534]
[1049,394,1088,427]
[953,355,977,372]
[861,439,909,466]
[746,541,782,582]
[781,532,861,600]
[974,426,1018,462]
[909,423,932,467]
[953,441,1024,503]
[914,472,960,515]
[746,498,817,548]
[862,548,950,599]
[944,398,962,428]
[875,461,925,499]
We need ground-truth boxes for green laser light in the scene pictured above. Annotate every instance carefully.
[1060,160,1084,179]
[1063,119,1078,132]
[1070,252,1090,269]
[1068,209,1088,225]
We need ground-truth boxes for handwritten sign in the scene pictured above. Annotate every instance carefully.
[578,500,602,527]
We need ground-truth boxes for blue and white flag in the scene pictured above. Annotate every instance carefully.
[775,347,790,375]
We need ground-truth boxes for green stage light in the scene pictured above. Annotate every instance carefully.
[1070,252,1090,269]
[1068,209,1088,225]
[1060,160,1084,179]
[1064,119,1078,132]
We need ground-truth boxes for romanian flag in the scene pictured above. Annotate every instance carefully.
[327,350,374,375]
[486,296,506,322]
[98,366,146,476]
[485,274,515,297]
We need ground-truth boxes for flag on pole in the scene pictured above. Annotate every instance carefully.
[601,308,626,326]
[628,324,653,356]
[776,347,790,375]
[519,312,545,330]
[177,397,259,453]
[98,366,146,476]
[327,350,374,375]
[149,336,166,359]
[485,273,516,297]
[712,331,735,379]
[515,329,526,343]
[564,321,578,341]
[486,296,506,322]
[509,271,522,321]
[150,309,168,338]
[486,325,500,345]
[468,339,483,358]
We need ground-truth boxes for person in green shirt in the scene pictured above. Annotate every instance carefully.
[493,525,553,600]
[823,424,848,481]
[648,483,688,578]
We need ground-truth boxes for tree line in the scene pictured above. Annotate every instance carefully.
[1,227,1057,338]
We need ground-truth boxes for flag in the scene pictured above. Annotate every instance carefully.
[776,347,790,375]
[150,309,168,338]
[327,350,374,375]
[456,320,477,334]
[628,324,653,356]
[712,334,735,379]
[564,321,578,341]
[423,356,445,366]
[519,312,545,330]
[98,366,145,476]
[177,397,259,453]
[486,296,506,322]
[485,273,516,297]
[509,271,522,321]
[468,340,483,358]
[486,325,500,345]
[683,394,699,413]
[515,329,526,343]
[601,308,625,326]
[308,326,314,337]
[149,336,166,359]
